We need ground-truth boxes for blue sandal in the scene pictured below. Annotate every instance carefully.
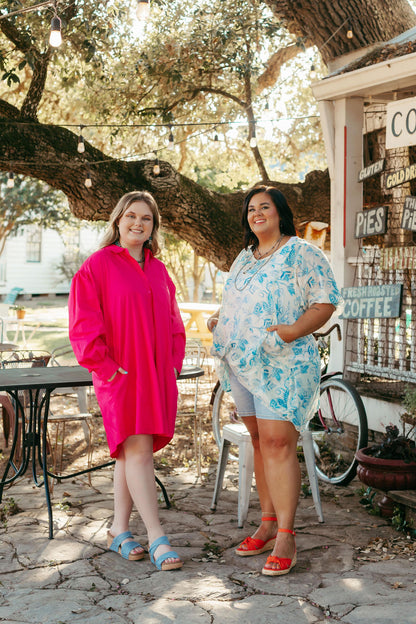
[149,536,183,571]
[107,530,145,561]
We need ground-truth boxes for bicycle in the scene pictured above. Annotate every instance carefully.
[210,323,368,485]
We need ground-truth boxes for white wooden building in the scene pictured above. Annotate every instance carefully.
[312,27,416,430]
[0,223,102,296]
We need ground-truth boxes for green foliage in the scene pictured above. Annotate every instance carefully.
[0,172,75,234]
[0,496,21,526]
[357,486,380,515]
[0,0,326,195]
[391,505,416,536]
[365,425,416,462]
[403,385,416,416]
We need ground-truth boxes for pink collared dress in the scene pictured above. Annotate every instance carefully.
[68,244,186,458]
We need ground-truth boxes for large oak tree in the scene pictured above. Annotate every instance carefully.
[0,0,415,269]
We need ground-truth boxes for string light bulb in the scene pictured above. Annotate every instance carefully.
[153,152,160,175]
[249,127,257,148]
[346,23,353,39]
[265,100,270,110]
[168,127,175,150]
[214,133,219,141]
[136,0,150,21]
[77,131,85,154]
[84,171,92,188]
[49,14,62,47]
[6,171,14,188]
[310,64,317,79]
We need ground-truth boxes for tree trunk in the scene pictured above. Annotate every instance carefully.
[0,120,330,270]
[266,0,416,64]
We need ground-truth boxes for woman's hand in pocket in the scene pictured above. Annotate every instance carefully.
[266,324,296,343]
[107,367,128,382]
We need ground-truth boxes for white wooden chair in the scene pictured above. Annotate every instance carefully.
[211,422,324,527]
[47,344,94,484]
[177,339,206,479]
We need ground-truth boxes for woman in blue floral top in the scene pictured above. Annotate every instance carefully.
[209,186,341,576]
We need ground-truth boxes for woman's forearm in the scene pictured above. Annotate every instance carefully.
[267,303,335,342]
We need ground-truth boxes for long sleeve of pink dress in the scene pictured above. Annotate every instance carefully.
[68,245,186,457]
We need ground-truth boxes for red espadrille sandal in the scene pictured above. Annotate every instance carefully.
[262,528,296,576]
[235,516,277,557]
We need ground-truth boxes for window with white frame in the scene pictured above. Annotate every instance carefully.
[26,225,42,262]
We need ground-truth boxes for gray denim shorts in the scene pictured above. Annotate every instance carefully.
[228,368,286,421]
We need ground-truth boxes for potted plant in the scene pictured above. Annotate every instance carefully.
[11,305,26,319]
[356,387,416,517]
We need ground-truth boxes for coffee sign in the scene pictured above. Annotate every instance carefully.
[355,206,388,238]
[386,97,416,150]
[340,284,403,319]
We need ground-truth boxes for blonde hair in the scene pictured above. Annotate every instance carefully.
[100,190,161,255]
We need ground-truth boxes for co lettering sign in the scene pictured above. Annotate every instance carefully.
[355,206,388,238]
[340,284,403,319]
[386,97,416,150]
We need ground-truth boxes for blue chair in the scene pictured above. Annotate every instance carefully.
[3,288,23,305]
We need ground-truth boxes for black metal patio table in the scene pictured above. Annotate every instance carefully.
[0,364,204,539]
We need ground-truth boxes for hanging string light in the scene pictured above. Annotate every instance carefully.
[6,171,14,188]
[168,126,175,150]
[214,132,219,141]
[49,3,62,48]
[346,22,353,39]
[84,170,92,188]
[136,0,150,21]
[264,99,270,110]
[249,124,257,148]
[153,151,160,175]
[310,64,317,79]
[77,127,85,153]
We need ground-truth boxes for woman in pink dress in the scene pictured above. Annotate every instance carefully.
[69,191,186,571]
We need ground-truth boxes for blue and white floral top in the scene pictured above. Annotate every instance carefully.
[211,236,342,431]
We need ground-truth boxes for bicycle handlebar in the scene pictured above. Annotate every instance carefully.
[313,323,342,341]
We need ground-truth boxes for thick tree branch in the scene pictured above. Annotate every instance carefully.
[256,43,303,93]
[0,16,51,120]
[0,117,330,270]
[265,0,416,65]
[21,50,51,119]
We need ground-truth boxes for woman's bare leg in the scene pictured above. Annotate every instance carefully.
[109,450,144,556]
[110,434,180,564]
[257,420,300,568]
[241,415,277,542]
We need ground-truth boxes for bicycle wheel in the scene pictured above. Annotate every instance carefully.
[308,376,368,485]
[211,384,240,460]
